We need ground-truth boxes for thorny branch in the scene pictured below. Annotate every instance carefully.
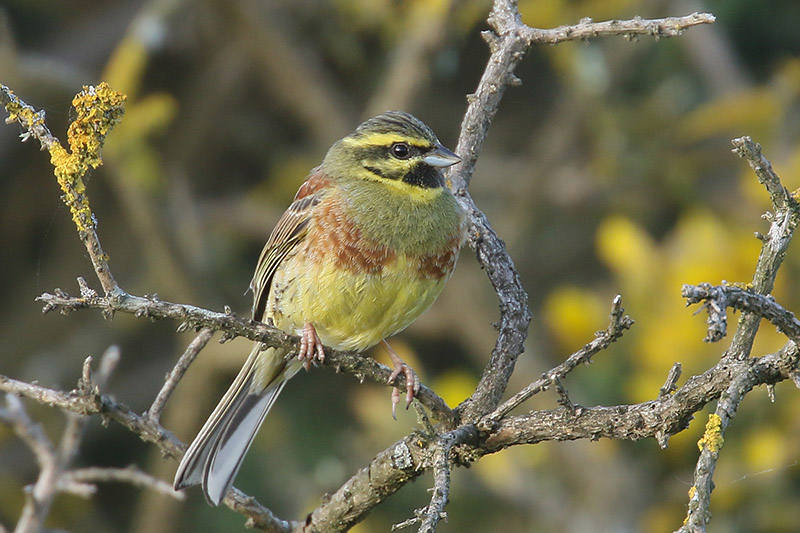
[8,4,793,533]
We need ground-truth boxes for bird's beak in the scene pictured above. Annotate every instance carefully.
[423,144,462,168]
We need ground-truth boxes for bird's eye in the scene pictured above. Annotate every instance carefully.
[390,142,411,160]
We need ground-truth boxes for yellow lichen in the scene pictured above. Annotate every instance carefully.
[54,84,126,231]
[66,83,126,169]
[697,413,724,454]
[681,486,699,525]
[4,83,125,232]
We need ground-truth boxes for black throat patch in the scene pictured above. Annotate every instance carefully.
[403,163,443,189]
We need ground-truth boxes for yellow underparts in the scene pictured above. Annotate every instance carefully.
[269,252,446,352]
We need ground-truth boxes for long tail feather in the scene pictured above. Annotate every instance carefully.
[174,345,289,505]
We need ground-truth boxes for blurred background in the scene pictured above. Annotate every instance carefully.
[2,0,800,531]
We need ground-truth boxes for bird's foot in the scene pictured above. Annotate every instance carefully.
[383,340,420,419]
[298,323,325,371]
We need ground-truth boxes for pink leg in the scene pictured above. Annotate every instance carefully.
[383,340,420,419]
[298,323,325,371]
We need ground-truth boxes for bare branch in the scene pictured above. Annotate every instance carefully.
[683,284,800,344]
[0,369,291,532]
[482,342,799,453]
[449,4,713,424]
[522,12,716,44]
[301,437,429,532]
[417,426,478,533]
[673,138,800,531]
[724,137,800,360]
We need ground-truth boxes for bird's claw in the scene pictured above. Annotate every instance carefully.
[384,341,420,420]
[298,323,325,371]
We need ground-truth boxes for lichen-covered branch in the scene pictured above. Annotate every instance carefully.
[1,83,124,295]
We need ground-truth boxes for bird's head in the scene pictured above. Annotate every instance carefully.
[323,111,461,194]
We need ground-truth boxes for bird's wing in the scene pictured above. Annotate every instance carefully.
[250,168,333,320]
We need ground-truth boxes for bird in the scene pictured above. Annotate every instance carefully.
[173,111,466,506]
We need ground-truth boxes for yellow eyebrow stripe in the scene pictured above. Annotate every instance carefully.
[344,132,432,148]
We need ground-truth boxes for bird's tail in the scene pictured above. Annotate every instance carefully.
[173,344,294,505]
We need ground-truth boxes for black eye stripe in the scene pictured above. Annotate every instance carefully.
[354,143,431,161]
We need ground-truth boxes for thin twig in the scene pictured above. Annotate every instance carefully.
[522,12,716,45]
[659,363,683,400]
[147,328,214,424]
[732,136,791,211]
[655,363,684,448]
[484,296,633,425]
[64,465,185,500]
